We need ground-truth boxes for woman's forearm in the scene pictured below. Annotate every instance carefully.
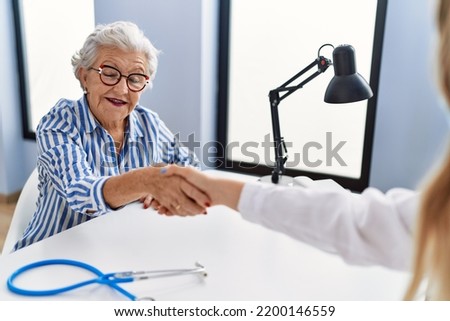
[211,178,245,211]
[103,167,157,209]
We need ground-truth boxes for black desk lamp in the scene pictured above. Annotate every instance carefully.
[262,44,373,184]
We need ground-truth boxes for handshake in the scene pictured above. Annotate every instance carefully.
[139,166,245,216]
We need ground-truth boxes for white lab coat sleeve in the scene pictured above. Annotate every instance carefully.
[238,182,419,271]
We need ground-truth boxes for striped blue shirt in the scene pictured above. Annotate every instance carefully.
[14,96,198,251]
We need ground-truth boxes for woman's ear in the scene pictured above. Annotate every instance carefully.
[79,67,89,88]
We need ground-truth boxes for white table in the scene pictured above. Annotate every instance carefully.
[0,170,410,301]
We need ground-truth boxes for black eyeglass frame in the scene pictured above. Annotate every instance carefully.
[90,64,150,92]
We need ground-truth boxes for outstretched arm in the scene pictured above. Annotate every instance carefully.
[164,165,419,270]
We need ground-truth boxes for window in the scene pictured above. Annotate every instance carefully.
[217,0,387,191]
[13,0,95,139]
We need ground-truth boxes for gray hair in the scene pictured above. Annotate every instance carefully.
[71,21,160,89]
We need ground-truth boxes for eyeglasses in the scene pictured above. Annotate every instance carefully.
[90,64,149,92]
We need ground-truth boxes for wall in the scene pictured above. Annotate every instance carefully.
[0,0,36,195]
[369,0,449,190]
[0,0,448,195]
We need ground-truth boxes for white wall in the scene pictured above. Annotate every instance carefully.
[0,0,448,195]
[0,0,36,195]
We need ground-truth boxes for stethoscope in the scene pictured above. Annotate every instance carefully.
[7,259,207,301]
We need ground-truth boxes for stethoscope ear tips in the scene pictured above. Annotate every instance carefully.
[194,262,208,278]
[137,296,155,301]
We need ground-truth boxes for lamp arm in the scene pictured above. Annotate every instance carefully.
[268,56,331,184]
[275,56,331,101]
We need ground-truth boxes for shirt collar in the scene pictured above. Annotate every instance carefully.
[80,95,144,140]
[127,108,145,140]
[80,95,98,134]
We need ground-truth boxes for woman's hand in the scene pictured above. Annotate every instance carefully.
[138,163,209,215]
[161,166,244,211]
[148,171,210,216]
[139,194,160,210]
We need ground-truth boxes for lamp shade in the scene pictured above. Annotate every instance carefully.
[324,45,373,103]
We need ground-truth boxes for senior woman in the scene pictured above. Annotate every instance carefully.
[13,21,208,251]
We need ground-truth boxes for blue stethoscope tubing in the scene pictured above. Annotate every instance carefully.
[7,259,138,301]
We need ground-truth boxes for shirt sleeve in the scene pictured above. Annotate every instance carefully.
[36,107,111,216]
[238,182,419,271]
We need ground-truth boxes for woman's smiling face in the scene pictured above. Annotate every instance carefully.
[80,46,148,129]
